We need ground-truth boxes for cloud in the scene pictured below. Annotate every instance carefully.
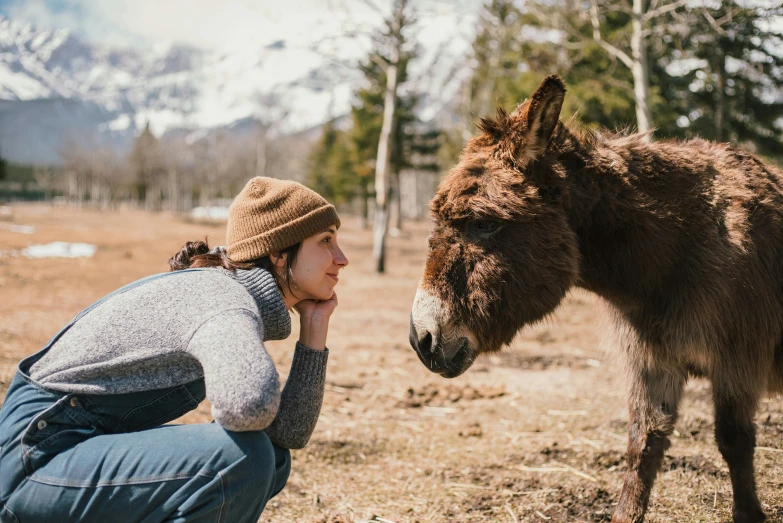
[0,0,387,50]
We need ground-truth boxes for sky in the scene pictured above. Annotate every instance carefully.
[0,0,480,135]
[0,0,400,51]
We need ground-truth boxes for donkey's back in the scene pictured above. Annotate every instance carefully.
[596,135,783,394]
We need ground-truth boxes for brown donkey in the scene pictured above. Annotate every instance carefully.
[409,75,783,523]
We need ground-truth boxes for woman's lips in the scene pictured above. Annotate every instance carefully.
[327,274,339,283]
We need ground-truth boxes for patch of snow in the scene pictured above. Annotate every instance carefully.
[191,206,230,221]
[0,223,35,234]
[22,242,97,258]
[666,58,708,77]
[0,62,51,99]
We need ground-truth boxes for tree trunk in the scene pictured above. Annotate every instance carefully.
[714,45,726,142]
[183,172,194,212]
[372,0,405,274]
[256,132,267,178]
[478,23,505,120]
[360,183,370,229]
[373,187,391,273]
[68,171,77,206]
[391,169,403,233]
[631,0,653,139]
[91,175,101,210]
[168,168,180,212]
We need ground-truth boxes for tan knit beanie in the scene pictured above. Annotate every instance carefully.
[226,177,341,262]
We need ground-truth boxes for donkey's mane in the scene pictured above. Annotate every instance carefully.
[475,107,655,161]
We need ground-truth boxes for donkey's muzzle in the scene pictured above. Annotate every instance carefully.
[409,315,471,378]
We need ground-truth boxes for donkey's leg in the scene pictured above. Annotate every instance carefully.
[611,367,685,523]
[713,384,765,523]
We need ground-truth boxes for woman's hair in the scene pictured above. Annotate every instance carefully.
[168,239,302,296]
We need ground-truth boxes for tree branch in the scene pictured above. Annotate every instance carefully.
[358,0,384,15]
[703,10,728,36]
[643,0,689,23]
[590,0,634,68]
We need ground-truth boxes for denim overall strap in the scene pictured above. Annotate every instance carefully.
[16,269,206,380]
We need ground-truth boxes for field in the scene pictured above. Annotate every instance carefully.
[1,204,781,523]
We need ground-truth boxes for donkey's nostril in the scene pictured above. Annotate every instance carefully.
[409,316,435,357]
[419,331,433,355]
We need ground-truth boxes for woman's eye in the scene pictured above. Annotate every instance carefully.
[322,236,332,244]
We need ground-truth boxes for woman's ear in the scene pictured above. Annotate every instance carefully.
[270,251,287,268]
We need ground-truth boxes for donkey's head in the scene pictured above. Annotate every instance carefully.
[409,75,581,378]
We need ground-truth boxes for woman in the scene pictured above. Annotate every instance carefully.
[0,177,348,522]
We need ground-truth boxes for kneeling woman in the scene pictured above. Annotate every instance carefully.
[0,177,348,522]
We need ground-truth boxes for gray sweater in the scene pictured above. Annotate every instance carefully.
[28,267,328,449]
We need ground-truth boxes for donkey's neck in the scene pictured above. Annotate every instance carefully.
[555,129,689,304]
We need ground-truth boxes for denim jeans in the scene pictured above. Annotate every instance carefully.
[0,271,291,522]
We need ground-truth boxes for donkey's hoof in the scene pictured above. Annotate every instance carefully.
[610,512,641,523]
[733,507,766,523]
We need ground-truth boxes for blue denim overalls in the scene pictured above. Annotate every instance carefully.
[0,270,290,522]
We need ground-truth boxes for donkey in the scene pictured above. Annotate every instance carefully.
[409,75,783,523]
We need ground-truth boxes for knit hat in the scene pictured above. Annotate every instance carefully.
[226,177,341,262]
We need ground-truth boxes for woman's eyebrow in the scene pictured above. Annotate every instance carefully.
[323,227,337,234]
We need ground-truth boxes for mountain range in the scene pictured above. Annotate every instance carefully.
[0,8,476,165]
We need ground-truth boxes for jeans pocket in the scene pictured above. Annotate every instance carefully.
[21,397,103,475]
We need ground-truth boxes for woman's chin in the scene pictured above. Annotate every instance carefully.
[313,288,334,301]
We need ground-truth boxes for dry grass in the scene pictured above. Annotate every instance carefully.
[0,203,781,523]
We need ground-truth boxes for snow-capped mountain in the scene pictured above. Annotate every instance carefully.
[0,6,476,165]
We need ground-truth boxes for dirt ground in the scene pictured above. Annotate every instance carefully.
[0,204,781,523]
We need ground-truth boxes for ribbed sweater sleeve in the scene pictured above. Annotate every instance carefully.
[263,341,329,449]
[186,308,281,432]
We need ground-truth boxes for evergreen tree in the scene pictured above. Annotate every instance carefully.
[458,0,643,141]
[306,119,357,204]
[0,146,6,181]
[669,1,783,157]
[128,122,165,210]
[350,56,386,224]
[464,0,783,158]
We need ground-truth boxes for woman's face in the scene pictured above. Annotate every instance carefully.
[281,226,349,302]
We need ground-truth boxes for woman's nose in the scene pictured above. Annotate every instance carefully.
[334,246,349,267]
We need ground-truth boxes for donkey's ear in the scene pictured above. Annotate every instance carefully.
[516,75,566,159]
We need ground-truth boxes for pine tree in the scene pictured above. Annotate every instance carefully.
[458,0,641,138]
[306,119,357,204]
[350,57,385,227]
[466,0,524,128]
[0,146,7,181]
[459,0,691,141]
[128,122,165,210]
[670,1,783,157]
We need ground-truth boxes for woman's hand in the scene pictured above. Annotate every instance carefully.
[294,291,338,320]
[295,292,338,351]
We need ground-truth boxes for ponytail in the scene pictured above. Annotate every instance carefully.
[168,239,254,272]
[167,238,303,298]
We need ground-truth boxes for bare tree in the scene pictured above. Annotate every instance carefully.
[373,0,408,274]
[33,166,56,201]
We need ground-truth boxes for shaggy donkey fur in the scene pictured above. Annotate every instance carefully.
[411,75,783,523]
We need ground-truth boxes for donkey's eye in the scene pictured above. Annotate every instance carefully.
[466,220,503,237]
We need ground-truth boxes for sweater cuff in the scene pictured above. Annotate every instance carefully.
[290,341,329,378]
